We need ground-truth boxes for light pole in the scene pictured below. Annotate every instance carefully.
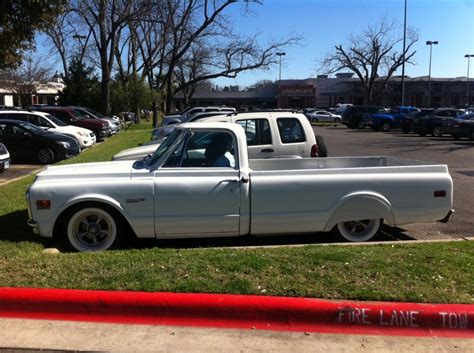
[465,54,474,107]
[426,40,438,108]
[401,0,407,107]
[276,52,285,108]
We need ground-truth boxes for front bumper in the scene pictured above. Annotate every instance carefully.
[0,157,10,171]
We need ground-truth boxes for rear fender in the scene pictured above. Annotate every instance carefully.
[323,192,395,231]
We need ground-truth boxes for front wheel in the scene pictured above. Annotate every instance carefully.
[336,218,381,242]
[381,121,391,132]
[37,147,55,164]
[315,135,328,157]
[63,205,122,252]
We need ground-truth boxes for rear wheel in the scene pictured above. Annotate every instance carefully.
[37,147,55,164]
[336,219,381,242]
[315,135,327,157]
[402,127,410,134]
[334,118,341,123]
[381,121,391,132]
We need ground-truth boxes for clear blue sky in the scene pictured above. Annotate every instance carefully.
[213,0,474,88]
[36,0,473,88]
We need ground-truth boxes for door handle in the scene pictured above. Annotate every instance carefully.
[261,148,274,153]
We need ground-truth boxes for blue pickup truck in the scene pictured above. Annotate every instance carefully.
[366,106,420,132]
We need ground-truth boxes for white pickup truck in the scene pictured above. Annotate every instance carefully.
[27,122,454,252]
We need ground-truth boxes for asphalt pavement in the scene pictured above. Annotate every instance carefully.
[315,125,474,240]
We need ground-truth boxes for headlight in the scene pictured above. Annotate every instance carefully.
[58,141,71,148]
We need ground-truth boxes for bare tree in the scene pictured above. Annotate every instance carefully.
[319,20,418,104]
[0,56,52,107]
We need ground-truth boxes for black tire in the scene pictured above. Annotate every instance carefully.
[470,131,474,141]
[334,118,341,123]
[93,130,101,140]
[60,203,126,252]
[452,135,461,140]
[348,123,357,129]
[432,126,442,137]
[37,147,55,164]
[315,135,328,157]
[402,128,410,134]
[336,219,382,242]
[381,121,391,132]
[419,131,426,137]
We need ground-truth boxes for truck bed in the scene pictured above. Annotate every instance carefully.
[249,156,447,174]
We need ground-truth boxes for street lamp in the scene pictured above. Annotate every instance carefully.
[276,52,286,108]
[465,54,474,107]
[426,40,438,108]
[401,0,407,107]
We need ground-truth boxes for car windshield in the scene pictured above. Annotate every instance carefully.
[46,114,68,126]
[86,108,105,119]
[135,129,183,168]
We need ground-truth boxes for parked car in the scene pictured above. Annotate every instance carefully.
[441,113,474,140]
[334,103,353,115]
[341,105,385,129]
[0,110,96,149]
[400,109,434,134]
[27,122,453,252]
[113,111,327,160]
[0,119,80,164]
[73,106,120,134]
[411,108,466,137]
[0,143,10,173]
[34,106,111,139]
[305,110,342,123]
[162,106,236,125]
[365,106,420,132]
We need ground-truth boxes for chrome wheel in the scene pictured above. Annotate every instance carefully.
[337,219,381,242]
[432,127,442,137]
[66,207,117,252]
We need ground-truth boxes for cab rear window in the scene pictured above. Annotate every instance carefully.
[277,118,305,144]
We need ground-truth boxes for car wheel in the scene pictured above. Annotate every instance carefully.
[37,147,55,164]
[402,128,410,134]
[312,117,319,123]
[470,131,474,141]
[419,131,426,137]
[432,127,442,137]
[334,118,341,123]
[381,121,391,132]
[336,219,381,242]
[315,135,327,157]
[452,135,460,140]
[64,205,122,252]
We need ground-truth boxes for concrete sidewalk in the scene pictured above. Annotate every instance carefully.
[0,318,472,353]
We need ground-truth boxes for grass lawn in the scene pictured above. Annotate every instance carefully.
[0,120,473,304]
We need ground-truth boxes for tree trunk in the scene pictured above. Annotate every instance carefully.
[100,71,111,115]
[152,96,158,127]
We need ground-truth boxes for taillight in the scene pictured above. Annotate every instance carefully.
[311,144,319,157]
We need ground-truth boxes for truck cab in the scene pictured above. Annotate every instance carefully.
[366,106,420,132]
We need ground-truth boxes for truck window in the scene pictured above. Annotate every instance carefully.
[236,119,272,146]
[277,118,305,144]
[163,131,236,168]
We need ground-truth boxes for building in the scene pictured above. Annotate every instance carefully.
[174,74,474,109]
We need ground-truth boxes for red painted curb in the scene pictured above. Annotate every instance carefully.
[0,287,472,338]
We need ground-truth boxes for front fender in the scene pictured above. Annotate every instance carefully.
[323,191,396,231]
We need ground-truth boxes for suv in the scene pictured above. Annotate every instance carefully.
[412,108,466,137]
[342,105,385,129]
[113,111,327,160]
[34,106,111,139]
[163,106,236,125]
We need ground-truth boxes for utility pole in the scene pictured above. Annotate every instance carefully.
[276,52,286,108]
[426,40,438,108]
[401,0,407,107]
[465,54,474,107]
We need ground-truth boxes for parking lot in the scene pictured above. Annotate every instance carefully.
[316,125,474,240]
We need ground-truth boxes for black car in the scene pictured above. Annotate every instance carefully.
[411,108,466,137]
[341,105,385,129]
[0,119,80,164]
[400,109,434,133]
[441,113,474,140]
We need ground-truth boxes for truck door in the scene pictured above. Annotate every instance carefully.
[153,130,241,237]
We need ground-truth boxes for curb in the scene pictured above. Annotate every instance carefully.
[0,288,473,338]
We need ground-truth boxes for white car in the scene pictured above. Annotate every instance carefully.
[113,111,327,160]
[306,110,342,123]
[0,143,10,172]
[27,122,453,252]
[0,110,96,149]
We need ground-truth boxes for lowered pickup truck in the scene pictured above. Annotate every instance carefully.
[26,122,454,252]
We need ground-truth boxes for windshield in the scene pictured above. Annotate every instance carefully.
[134,129,183,168]
[46,114,68,126]
[86,108,105,119]
[19,122,47,134]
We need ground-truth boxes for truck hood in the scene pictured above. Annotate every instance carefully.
[35,160,136,182]
[112,144,159,161]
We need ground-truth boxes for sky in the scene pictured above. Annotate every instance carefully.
[36,0,474,89]
[212,0,474,88]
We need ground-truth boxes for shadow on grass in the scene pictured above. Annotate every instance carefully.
[0,210,49,247]
[128,224,416,250]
